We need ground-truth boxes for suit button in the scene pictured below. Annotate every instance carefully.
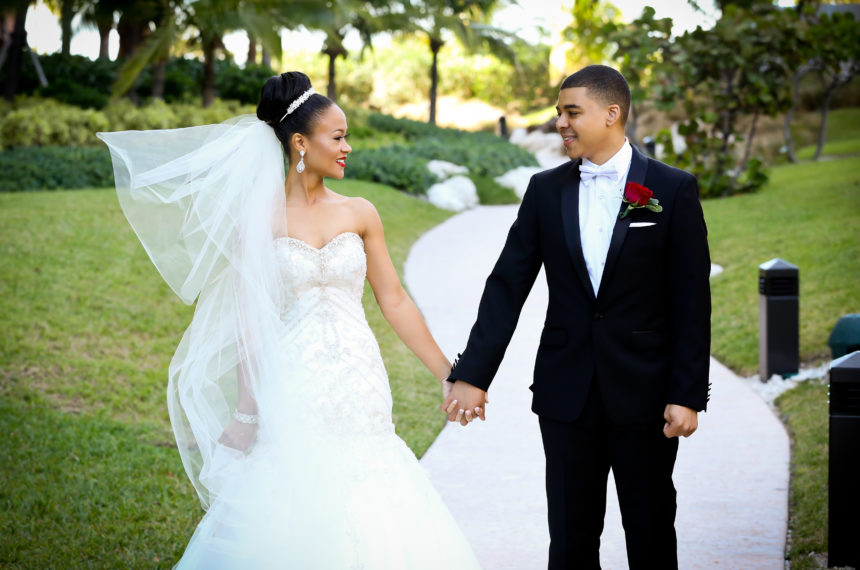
[594,313,604,320]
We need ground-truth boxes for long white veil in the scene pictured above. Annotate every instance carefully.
[97,115,288,508]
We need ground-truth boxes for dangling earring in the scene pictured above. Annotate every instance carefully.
[296,150,305,174]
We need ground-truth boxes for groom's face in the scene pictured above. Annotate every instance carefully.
[555,87,611,162]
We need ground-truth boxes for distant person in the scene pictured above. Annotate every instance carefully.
[443,64,711,569]
[98,71,480,568]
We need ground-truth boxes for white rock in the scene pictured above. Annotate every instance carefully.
[426,175,479,212]
[508,127,528,145]
[427,159,469,180]
[507,128,568,169]
[535,148,569,169]
[494,166,543,200]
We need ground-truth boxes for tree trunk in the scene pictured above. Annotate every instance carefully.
[117,13,142,59]
[202,35,218,108]
[247,35,256,65]
[60,0,73,56]
[152,58,166,99]
[627,102,642,151]
[326,50,337,101]
[813,78,837,161]
[429,37,443,125]
[730,110,759,190]
[97,18,111,60]
[3,5,27,102]
[261,46,271,69]
[782,66,807,163]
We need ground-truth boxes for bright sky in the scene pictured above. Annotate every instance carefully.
[25,0,779,66]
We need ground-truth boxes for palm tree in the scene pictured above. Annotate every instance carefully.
[112,0,283,107]
[284,0,391,103]
[80,0,125,60]
[1,0,30,100]
[406,0,515,124]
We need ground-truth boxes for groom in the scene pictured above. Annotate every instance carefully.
[442,65,711,569]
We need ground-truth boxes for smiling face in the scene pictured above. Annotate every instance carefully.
[555,87,622,165]
[295,104,352,179]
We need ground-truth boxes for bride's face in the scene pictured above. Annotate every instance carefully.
[302,105,352,179]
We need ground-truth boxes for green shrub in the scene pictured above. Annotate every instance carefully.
[0,53,120,109]
[0,147,113,192]
[0,99,110,148]
[344,146,436,194]
[0,54,275,107]
[0,97,256,149]
[214,62,275,105]
[365,113,538,179]
[410,138,538,178]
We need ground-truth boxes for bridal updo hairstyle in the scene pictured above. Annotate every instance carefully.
[256,71,334,155]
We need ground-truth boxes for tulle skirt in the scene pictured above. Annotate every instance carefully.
[175,428,480,569]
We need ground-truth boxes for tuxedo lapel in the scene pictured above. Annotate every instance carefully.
[559,159,596,302]
[596,146,650,300]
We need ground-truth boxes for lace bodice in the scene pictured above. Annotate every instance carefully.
[265,231,394,441]
[274,231,367,320]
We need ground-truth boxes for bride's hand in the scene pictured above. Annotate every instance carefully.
[441,377,453,401]
[218,419,257,452]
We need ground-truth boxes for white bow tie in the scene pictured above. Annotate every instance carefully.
[579,163,618,183]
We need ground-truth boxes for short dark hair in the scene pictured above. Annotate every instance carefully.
[560,65,631,125]
[256,71,334,153]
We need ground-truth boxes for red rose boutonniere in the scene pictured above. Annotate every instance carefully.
[620,181,662,219]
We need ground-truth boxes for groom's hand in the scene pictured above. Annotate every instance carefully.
[441,380,488,426]
[663,404,698,438]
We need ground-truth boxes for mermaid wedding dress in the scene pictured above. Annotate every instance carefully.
[175,231,481,569]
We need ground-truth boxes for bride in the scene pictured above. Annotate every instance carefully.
[98,71,482,568]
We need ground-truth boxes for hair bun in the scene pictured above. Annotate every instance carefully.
[256,72,314,125]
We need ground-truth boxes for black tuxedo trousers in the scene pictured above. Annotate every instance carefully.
[449,148,711,568]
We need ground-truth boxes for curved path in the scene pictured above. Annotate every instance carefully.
[407,205,790,570]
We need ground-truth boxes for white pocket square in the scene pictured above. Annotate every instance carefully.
[630,222,656,228]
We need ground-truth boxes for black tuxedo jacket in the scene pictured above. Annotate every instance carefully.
[450,147,711,424]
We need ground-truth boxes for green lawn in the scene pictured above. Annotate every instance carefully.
[795,108,860,160]
[702,112,859,568]
[776,380,829,570]
[0,179,452,567]
[702,156,860,376]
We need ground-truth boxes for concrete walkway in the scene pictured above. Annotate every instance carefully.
[408,205,790,570]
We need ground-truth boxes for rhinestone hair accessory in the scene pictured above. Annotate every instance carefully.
[279,87,315,123]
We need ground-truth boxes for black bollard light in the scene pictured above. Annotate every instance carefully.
[829,350,860,568]
[758,258,799,382]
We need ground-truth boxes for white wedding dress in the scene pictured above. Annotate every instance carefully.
[175,231,481,569]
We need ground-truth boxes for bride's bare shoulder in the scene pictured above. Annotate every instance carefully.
[337,195,381,237]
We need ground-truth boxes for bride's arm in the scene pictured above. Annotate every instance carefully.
[358,198,452,386]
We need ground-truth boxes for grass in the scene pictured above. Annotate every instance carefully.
[775,379,829,569]
[702,112,858,568]
[701,155,860,376]
[795,108,860,160]
[469,173,520,205]
[0,179,452,566]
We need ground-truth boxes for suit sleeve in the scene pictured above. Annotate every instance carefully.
[666,176,711,411]
[448,178,543,391]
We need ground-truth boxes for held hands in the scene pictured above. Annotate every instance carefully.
[663,404,698,438]
[441,380,488,426]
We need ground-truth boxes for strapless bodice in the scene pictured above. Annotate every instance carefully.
[274,231,366,322]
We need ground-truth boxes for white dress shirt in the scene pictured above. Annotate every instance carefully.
[578,139,633,295]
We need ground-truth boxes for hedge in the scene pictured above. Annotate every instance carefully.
[0,147,113,192]
[2,99,537,195]
[0,54,278,108]
[0,98,256,149]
